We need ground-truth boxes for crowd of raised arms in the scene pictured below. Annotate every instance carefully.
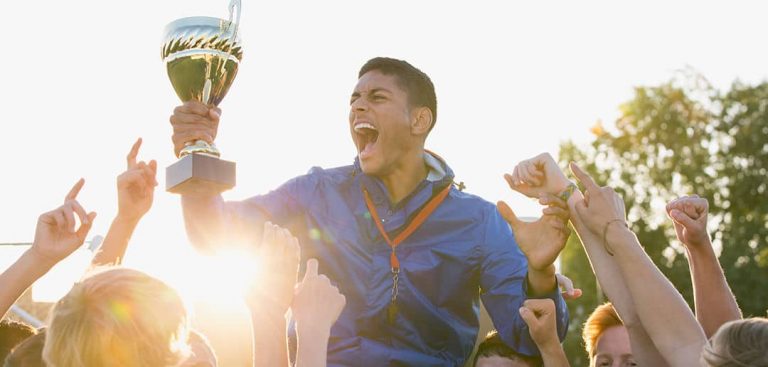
[1,57,766,367]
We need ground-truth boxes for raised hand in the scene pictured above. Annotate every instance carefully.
[666,196,710,248]
[117,138,157,221]
[292,259,346,334]
[569,162,627,236]
[505,153,571,199]
[31,179,97,265]
[519,299,564,356]
[247,222,301,313]
[169,101,221,157]
[497,199,570,272]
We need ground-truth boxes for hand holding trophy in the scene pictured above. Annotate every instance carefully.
[162,0,242,194]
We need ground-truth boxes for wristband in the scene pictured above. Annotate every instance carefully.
[557,183,578,202]
[602,219,628,256]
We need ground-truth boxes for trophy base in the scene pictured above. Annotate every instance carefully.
[166,153,236,195]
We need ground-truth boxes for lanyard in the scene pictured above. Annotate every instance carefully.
[362,182,452,322]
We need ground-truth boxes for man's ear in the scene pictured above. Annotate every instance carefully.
[411,107,433,136]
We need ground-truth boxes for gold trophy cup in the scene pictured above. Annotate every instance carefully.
[162,1,242,194]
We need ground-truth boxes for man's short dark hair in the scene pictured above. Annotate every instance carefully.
[0,320,36,362]
[358,57,438,133]
[4,330,45,367]
[473,330,542,367]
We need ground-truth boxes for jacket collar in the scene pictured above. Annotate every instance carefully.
[354,151,455,208]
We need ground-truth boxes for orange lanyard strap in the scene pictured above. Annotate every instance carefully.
[362,183,452,270]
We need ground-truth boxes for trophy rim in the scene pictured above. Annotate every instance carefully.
[161,16,243,61]
[162,16,240,40]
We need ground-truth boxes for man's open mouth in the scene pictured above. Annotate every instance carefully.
[354,122,379,157]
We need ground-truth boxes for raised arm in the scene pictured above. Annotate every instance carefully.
[570,163,706,366]
[508,153,666,366]
[0,180,96,318]
[666,195,741,337]
[170,101,235,251]
[91,138,157,266]
[291,259,346,367]
[564,189,667,366]
[245,222,300,367]
[171,101,303,253]
[519,299,570,367]
[484,178,570,354]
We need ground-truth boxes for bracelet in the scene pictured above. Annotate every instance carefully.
[602,219,628,256]
[557,182,578,202]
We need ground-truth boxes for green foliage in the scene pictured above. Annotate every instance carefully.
[557,73,768,364]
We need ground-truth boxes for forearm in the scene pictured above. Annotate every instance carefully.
[538,343,570,367]
[567,192,667,364]
[250,308,289,367]
[296,324,330,367]
[567,191,640,327]
[527,264,557,296]
[0,250,53,318]
[610,228,705,365]
[182,194,240,253]
[91,216,140,266]
[686,245,742,337]
[626,324,669,366]
[574,226,667,364]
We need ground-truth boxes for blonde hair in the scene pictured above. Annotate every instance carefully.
[701,317,768,367]
[43,267,190,367]
[582,302,623,359]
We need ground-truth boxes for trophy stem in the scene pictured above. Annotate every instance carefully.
[179,140,221,158]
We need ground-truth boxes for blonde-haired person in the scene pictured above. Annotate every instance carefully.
[582,303,635,367]
[43,267,190,367]
[701,317,768,367]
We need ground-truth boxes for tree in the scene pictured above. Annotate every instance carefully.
[557,73,768,364]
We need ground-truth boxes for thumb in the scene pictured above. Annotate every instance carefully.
[303,258,319,283]
[670,209,697,229]
[497,201,521,228]
[519,307,538,328]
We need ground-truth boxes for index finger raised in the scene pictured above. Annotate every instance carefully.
[303,258,319,282]
[65,178,85,201]
[569,162,599,192]
[126,137,142,169]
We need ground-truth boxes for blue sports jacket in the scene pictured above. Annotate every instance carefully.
[213,156,568,366]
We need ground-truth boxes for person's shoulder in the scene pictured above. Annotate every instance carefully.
[447,187,499,217]
[292,164,356,187]
[305,164,355,179]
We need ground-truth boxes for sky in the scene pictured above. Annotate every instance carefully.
[2,0,768,301]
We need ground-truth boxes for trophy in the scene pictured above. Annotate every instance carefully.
[162,0,242,194]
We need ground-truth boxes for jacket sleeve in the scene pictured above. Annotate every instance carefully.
[237,166,327,226]
[181,170,319,249]
[478,206,569,356]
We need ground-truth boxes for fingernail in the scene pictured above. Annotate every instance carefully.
[518,307,527,316]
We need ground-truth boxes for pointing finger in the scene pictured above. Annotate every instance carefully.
[65,178,85,201]
[303,258,319,282]
[569,162,599,193]
[126,137,142,169]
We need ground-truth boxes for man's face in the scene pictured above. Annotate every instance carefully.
[590,326,636,367]
[475,355,533,367]
[349,70,417,176]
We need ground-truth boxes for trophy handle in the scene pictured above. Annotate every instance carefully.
[227,0,242,44]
